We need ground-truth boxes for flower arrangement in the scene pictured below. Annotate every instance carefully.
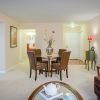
[44,30,55,47]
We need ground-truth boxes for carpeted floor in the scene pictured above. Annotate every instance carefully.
[0,61,97,100]
[69,59,84,65]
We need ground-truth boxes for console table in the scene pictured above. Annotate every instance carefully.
[85,50,96,70]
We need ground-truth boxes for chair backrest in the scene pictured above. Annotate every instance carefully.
[33,49,42,62]
[32,49,41,56]
[27,51,36,69]
[34,49,41,57]
[60,51,71,69]
[58,49,66,56]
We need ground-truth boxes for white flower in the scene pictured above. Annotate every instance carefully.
[44,30,55,47]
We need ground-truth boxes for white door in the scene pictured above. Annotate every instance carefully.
[65,32,80,59]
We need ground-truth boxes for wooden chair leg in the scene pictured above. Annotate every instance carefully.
[58,70,59,75]
[40,70,43,74]
[39,70,41,75]
[60,71,62,80]
[91,61,93,69]
[51,68,52,77]
[45,68,47,77]
[66,69,68,78]
[85,59,87,69]
[87,61,89,71]
[55,70,57,74]
[30,68,32,78]
[35,70,37,81]
[85,59,86,64]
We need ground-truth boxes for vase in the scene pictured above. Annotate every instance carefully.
[46,47,53,55]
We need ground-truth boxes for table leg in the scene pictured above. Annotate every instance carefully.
[87,61,89,71]
[48,56,51,76]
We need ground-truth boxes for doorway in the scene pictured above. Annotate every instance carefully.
[64,31,80,59]
[64,32,80,59]
[19,29,36,61]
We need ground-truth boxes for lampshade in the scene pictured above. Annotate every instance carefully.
[88,36,93,40]
[88,35,95,50]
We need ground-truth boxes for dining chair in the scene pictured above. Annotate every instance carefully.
[51,51,71,80]
[34,49,49,74]
[33,49,42,62]
[51,49,67,64]
[58,49,67,56]
[27,51,47,80]
[57,49,67,63]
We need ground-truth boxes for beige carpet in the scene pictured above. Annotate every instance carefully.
[69,59,84,65]
[0,62,97,100]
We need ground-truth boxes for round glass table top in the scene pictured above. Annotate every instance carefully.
[28,81,83,100]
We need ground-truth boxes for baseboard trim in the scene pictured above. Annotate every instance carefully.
[6,63,20,72]
[70,59,81,60]
[0,63,20,74]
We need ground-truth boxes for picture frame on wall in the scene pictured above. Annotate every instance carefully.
[10,26,17,48]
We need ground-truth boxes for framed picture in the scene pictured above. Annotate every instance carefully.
[10,26,17,48]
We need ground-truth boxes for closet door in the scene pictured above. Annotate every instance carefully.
[66,32,80,59]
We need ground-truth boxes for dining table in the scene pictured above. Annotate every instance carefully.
[42,54,58,76]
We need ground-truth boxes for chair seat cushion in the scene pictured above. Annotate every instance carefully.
[36,63,47,70]
[51,63,62,69]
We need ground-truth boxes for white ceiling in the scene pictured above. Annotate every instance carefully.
[0,0,100,23]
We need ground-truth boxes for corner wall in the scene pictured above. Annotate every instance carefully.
[80,24,89,61]
[0,23,6,73]
[0,12,20,72]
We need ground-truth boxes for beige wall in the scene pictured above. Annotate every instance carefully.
[19,23,63,61]
[0,23,6,72]
[0,12,70,72]
[20,23,89,61]
[0,12,20,72]
[80,24,89,61]
[1,11,100,72]
[63,24,89,60]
